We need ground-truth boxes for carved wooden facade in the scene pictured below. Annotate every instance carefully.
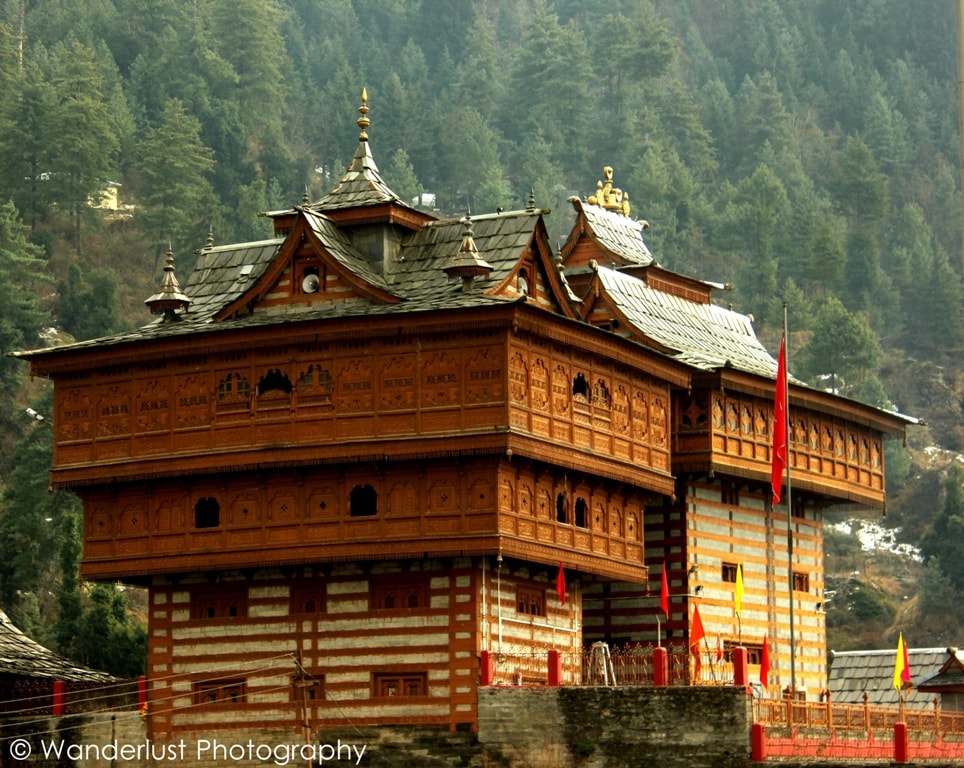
[17,98,911,736]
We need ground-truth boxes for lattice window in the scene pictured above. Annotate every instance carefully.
[721,563,738,584]
[517,587,545,617]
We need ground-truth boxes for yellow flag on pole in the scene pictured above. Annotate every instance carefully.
[735,563,744,617]
[893,632,911,690]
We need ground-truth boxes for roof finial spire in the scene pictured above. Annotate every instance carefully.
[145,245,191,322]
[442,212,494,290]
[357,87,370,142]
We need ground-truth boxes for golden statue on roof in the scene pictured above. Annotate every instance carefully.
[588,166,631,217]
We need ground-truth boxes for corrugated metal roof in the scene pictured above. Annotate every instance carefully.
[594,265,778,378]
[828,648,947,708]
[0,610,115,682]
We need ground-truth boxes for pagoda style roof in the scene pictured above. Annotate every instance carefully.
[828,647,947,708]
[567,196,654,268]
[588,263,777,377]
[0,610,114,683]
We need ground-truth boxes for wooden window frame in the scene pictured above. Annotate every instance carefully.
[193,678,246,705]
[792,571,810,593]
[372,672,427,698]
[292,671,325,703]
[191,586,247,620]
[516,586,546,617]
[372,575,427,610]
[721,562,738,584]
[290,582,327,615]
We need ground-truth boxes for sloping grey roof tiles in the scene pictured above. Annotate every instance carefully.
[0,610,115,682]
[594,265,778,378]
[391,210,545,297]
[576,198,654,267]
[828,648,947,708]
[310,138,412,212]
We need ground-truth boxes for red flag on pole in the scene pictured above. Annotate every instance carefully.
[556,562,566,606]
[660,563,669,618]
[760,633,770,688]
[771,334,788,505]
[691,605,706,678]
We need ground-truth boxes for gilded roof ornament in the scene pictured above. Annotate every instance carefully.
[357,87,370,141]
[587,166,631,217]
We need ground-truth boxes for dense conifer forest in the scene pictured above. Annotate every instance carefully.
[0,0,962,672]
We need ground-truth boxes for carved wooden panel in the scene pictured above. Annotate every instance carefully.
[690,391,886,497]
[465,347,503,403]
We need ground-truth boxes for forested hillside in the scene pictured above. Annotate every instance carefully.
[0,0,962,671]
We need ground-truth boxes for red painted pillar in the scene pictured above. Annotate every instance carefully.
[653,646,669,686]
[547,649,562,687]
[138,675,148,713]
[732,646,749,687]
[52,680,65,716]
[480,650,493,686]
[894,721,909,763]
[751,722,767,761]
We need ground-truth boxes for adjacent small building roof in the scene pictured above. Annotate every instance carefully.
[918,648,964,693]
[828,647,947,708]
[0,610,114,683]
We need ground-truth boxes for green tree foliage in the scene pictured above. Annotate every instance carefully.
[131,99,217,262]
[919,467,964,591]
[798,296,881,396]
[45,40,122,252]
[57,263,123,341]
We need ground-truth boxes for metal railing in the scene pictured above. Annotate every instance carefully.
[754,693,964,736]
[486,643,736,687]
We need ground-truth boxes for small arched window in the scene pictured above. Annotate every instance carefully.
[195,497,220,528]
[349,485,378,517]
[574,498,588,528]
[573,373,590,402]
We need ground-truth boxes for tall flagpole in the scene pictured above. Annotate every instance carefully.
[782,303,796,694]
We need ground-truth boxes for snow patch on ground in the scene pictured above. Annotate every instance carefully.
[826,518,922,562]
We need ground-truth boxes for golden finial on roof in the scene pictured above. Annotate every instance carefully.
[587,166,631,217]
[357,87,370,141]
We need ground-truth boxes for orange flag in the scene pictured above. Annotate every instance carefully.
[771,334,787,505]
[691,605,706,678]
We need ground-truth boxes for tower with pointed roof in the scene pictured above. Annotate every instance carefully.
[14,92,910,745]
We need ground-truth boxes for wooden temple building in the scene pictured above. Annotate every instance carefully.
[15,90,910,738]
